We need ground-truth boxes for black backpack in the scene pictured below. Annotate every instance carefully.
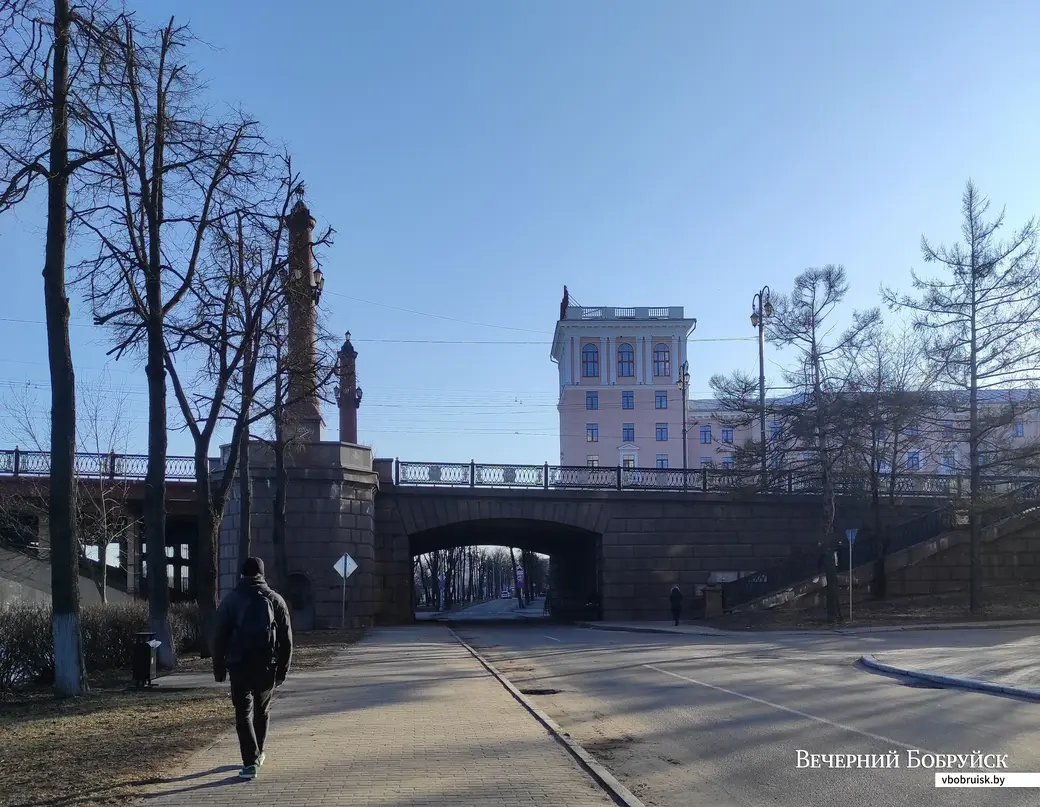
[234,589,277,668]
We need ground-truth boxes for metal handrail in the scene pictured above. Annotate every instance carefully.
[0,448,197,481]
[391,459,1038,495]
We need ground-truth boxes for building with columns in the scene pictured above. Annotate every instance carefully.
[551,303,698,469]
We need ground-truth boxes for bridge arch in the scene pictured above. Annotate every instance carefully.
[385,490,612,620]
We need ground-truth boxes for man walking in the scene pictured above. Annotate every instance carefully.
[669,585,683,626]
[213,557,293,780]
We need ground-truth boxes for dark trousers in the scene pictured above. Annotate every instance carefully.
[671,605,681,625]
[229,667,276,767]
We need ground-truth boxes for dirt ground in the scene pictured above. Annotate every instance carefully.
[702,583,1040,631]
[0,628,365,807]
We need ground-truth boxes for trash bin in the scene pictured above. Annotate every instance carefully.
[704,585,724,618]
[132,631,158,688]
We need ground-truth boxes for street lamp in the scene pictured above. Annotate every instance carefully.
[678,360,691,489]
[313,266,325,305]
[751,286,773,486]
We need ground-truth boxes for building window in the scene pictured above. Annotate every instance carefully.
[622,423,635,442]
[941,452,955,472]
[586,424,599,442]
[656,423,668,441]
[700,457,713,467]
[653,343,670,377]
[622,391,634,409]
[1015,423,1025,438]
[722,456,734,469]
[656,454,668,469]
[655,391,668,409]
[586,391,598,410]
[905,450,921,470]
[770,423,781,438]
[699,425,711,444]
[581,344,599,377]
[622,454,636,470]
[942,420,953,439]
[617,343,634,377]
[905,422,920,438]
[587,455,599,467]
[721,426,733,444]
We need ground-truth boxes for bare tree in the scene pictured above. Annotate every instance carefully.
[0,0,128,695]
[884,181,1040,612]
[1,375,136,602]
[161,169,306,649]
[842,325,932,597]
[72,16,265,668]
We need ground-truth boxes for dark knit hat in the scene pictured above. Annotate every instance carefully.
[241,557,265,578]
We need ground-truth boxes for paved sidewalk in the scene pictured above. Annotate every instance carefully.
[138,626,615,806]
[871,636,1040,690]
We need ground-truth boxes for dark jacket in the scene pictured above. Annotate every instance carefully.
[213,575,293,682]
[669,587,683,609]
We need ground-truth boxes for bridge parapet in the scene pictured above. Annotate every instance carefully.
[379,458,1035,498]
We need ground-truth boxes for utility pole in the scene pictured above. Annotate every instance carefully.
[751,286,773,488]
[678,360,691,489]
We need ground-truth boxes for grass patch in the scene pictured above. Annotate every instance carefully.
[0,628,365,807]
[0,688,227,807]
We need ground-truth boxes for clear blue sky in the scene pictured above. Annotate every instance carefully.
[2,0,1039,465]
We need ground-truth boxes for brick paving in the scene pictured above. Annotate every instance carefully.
[138,626,615,806]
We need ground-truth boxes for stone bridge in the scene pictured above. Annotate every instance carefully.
[371,480,944,623]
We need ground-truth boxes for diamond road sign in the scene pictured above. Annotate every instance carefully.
[333,553,358,579]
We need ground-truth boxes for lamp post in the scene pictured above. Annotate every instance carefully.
[750,286,773,486]
[678,360,691,489]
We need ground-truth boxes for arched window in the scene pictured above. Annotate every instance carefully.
[617,343,634,377]
[581,343,599,377]
[653,343,670,377]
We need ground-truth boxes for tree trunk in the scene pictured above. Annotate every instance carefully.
[510,548,523,609]
[238,435,251,562]
[871,466,886,600]
[99,545,108,604]
[968,307,981,613]
[46,0,86,698]
[193,450,219,658]
[144,308,173,669]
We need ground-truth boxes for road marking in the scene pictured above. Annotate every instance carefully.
[644,664,931,753]
[544,635,562,642]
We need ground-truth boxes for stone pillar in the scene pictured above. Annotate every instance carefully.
[215,441,379,629]
[337,332,362,445]
[285,197,323,441]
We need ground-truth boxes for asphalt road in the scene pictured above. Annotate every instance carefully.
[416,596,548,621]
[453,624,1040,807]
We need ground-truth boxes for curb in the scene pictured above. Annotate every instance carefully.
[574,622,725,636]
[448,628,645,807]
[838,619,1040,635]
[859,654,1040,702]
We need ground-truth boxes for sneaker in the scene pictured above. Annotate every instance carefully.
[238,764,257,780]
[256,752,266,768]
